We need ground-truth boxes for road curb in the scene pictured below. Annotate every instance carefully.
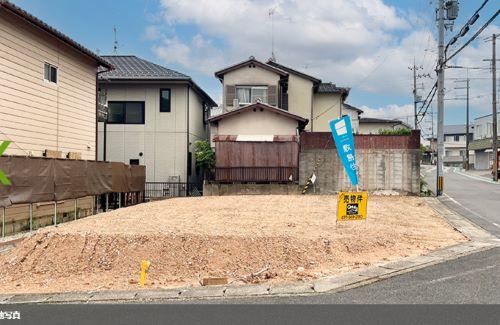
[1,198,498,304]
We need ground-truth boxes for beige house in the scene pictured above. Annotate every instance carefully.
[0,0,112,160]
[97,55,216,184]
[213,57,349,133]
[208,102,308,139]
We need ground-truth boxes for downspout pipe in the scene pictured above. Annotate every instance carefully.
[96,69,110,161]
[186,84,190,184]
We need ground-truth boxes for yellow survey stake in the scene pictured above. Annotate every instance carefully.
[337,192,368,221]
[139,260,151,286]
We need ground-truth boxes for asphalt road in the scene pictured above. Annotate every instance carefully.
[170,247,500,304]
[422,166,500,237]
[163,167,500,304]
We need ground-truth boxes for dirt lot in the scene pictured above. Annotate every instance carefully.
[0,195,466,294]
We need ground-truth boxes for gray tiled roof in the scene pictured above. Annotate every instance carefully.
[317,82,350,94]
[343,103,363,113]
[360,117,404,124]
[100,55,190,80]
[444,124,473,135]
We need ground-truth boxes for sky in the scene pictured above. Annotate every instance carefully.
[11,0,499,138]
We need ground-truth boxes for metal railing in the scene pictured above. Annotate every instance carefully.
[213,167,298,183]
[145,182,201,200]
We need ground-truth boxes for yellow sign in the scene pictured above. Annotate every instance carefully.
[337,192,368,221]
[139,260,151,286]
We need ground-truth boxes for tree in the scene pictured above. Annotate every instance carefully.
[193,140,215,178]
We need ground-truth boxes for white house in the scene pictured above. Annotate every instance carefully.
[470,112,500,170]
[97,55,216,185]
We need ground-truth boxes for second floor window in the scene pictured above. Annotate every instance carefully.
[44,63,57,84]
[107,101,145,124]
[160,89,171,112]
[236,86,268,105]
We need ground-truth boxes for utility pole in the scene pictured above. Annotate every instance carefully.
[466,76,470,170]
[409,58,421,129]
[453,73,470,170]
[436,0,445,196]
[492,34,498,181]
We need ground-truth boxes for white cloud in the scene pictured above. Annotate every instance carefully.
[360,103,414,123]
[152,34,225,75]
[149,0,498,118]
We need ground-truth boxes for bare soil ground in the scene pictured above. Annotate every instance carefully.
[0,195,466,294]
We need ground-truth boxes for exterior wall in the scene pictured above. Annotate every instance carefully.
[215,109,298,136]
[0,9,98,160]
[299,132,421,195]
[474,114,499,140]
[443,133,474,166]
[311,93,343,132]
[343,108,360,134]
[287,74,314,128]
[98,83,191,182]
[222,66,280,111]
[359,123,407,134]
[204,183,300,196]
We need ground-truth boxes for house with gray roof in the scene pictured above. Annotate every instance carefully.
[428,124,474,167]
[211,56,349,133]
[97,55,216,187]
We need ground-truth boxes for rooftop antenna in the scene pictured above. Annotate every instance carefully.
[269,7,276,62]
[113,25,119,54]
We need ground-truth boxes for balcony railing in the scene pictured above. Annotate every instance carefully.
[213,167,298,183]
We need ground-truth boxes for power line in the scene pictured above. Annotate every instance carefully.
[445,9,500,64]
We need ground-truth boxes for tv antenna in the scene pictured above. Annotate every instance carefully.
[269,7,277,62]
[113,25,119,54]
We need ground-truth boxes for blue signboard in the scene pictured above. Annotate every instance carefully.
[329,116,358,186]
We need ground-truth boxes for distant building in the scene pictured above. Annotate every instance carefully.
[343,103,363,134]
[439,124,474,167]
[470,112,500,170]
[358,117,411,134]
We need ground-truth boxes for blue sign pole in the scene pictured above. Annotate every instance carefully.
[329,116,358,188]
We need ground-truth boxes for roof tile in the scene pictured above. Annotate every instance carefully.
[100,55,190,80]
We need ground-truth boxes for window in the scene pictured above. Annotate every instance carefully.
[160,89,171,112]
[236,86,268,105]
[44,63,57,84]
[454,135,460,142]
[129,159,139,165]
[107,101,145,124]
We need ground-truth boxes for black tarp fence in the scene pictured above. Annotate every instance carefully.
[0,156,145,208]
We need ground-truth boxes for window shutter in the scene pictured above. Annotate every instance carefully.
[268,85,277,106]
[281,92,288,111]
[226,85,235,106]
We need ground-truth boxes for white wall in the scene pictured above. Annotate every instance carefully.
[359,123,408,134]
[474,114,500,140]
[98,83,206,182]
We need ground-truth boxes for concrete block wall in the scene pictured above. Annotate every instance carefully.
[299,149,420,195]
[203,183,301,196]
